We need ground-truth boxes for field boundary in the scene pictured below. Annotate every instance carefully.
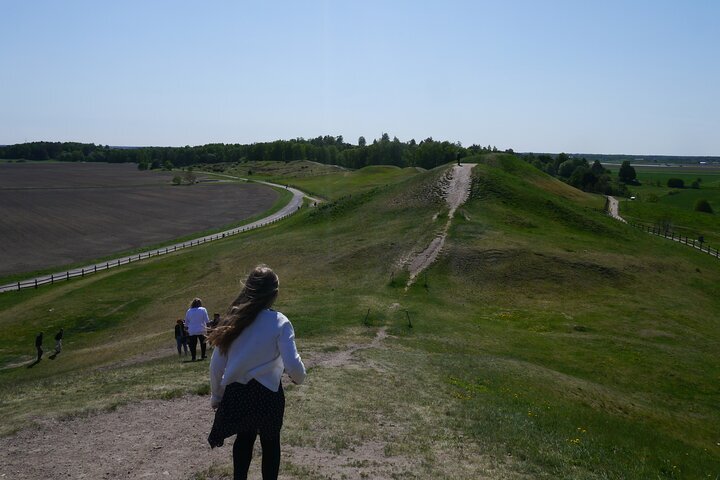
[0,180,312,294]
[606,196,720,259]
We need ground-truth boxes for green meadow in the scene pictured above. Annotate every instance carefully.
[1,156,719,478]
[620,165,720,245]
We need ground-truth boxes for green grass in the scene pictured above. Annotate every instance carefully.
[620,166,720,245]
[198,160,421,201]
[1,156,719,478]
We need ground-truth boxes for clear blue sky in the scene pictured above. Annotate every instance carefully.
[2,1,719,155]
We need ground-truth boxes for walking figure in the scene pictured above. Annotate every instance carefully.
[207,265,306,480]
[54,328,64,355]
[175,319,189,356]
[185,298,210,361]
[35,332,43,362]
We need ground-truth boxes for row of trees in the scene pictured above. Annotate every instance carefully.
[0,136,509,171]
[522,153,630,196]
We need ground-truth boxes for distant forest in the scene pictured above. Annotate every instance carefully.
[0,135,509,171]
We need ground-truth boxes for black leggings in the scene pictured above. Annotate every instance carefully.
[233,430,281,480]
[188,334,206,359]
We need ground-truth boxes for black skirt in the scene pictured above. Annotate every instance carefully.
[208,379,285,448]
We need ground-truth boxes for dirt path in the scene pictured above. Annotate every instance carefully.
[606,195,626,223]
[0,329,390,480]
[405,163,475,288]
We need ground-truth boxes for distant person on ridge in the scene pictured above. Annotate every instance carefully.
[35,332,44,362]
[54,328,64,355]
[184,298,210,361]
[207,265,306,480]
[174,319,189,357]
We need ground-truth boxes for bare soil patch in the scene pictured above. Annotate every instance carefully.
[0,162,278,276]
[404,163,475,287]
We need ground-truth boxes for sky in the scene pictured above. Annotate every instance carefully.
[1,0,719,155]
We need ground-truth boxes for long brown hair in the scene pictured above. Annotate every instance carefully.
[208,265,279,354]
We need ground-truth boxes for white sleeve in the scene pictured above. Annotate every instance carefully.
[209,347,228,403]
[279,321,306,385]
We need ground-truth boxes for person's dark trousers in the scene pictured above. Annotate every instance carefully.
[36,346,43,362]
[233,430,281,480]
[188,335,207,360]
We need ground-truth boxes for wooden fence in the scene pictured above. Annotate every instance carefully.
[627,221,719,259]
[1,207,299,293]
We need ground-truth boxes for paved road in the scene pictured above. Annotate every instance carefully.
[0,176,316,293]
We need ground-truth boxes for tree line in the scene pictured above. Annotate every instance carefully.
[521,153,632,196]
[0,136,509,171]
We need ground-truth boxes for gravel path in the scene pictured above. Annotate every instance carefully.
[606,195,626,223]
[406,163,475,287]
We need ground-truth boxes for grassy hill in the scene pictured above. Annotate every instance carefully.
[1,154,718,478]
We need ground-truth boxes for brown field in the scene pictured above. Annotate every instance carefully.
[0,162,279,277]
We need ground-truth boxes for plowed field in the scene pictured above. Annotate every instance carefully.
[0,162,278,276]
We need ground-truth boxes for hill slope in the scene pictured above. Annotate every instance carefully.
[0,155,718,479]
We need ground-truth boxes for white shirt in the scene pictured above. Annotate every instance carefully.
[185,307,210,336]
[210,309,306,402]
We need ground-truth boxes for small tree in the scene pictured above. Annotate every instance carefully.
[667,178,684,188]
[183,168,197,185]
[618,161,637,183]
[694,199,713,213]
[172,175,182,185]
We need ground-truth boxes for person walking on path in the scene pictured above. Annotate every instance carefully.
[184,298,210,361]
[174,319,189,357]
[207,265,306,480]
[35,332,44,362]
[54,328,64,355]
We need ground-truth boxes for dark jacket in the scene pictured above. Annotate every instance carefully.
[35,334,43,347]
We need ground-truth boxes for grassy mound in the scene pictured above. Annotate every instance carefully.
[1,156,718,478]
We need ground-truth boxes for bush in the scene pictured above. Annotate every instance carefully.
[172,175,182,185]
[694,199,713,214]
[667,178,684,188]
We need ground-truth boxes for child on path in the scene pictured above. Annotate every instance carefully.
[175,319,189,356]
[207,265,306,480]
[184,298,210,361]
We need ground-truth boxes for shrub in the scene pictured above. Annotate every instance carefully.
[694,199,713,214]
[667,178,684,188]
[172,175,182,185]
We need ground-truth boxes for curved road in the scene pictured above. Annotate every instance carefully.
[0,176,318,293]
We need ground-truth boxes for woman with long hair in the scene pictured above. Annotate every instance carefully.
[207,265,306,480]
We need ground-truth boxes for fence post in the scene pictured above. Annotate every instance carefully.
[106,262,109,269]
[81,268,84,277]
[118,259,120,266]
[34,279,37,289]
[66,272,69,280]
[94,265,97,273]
[51,274,54,284]
[18,281,21,291]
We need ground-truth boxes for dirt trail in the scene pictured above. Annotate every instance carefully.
[0,329,390,480]
[406,163,475,288]
[606,195,626,223]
